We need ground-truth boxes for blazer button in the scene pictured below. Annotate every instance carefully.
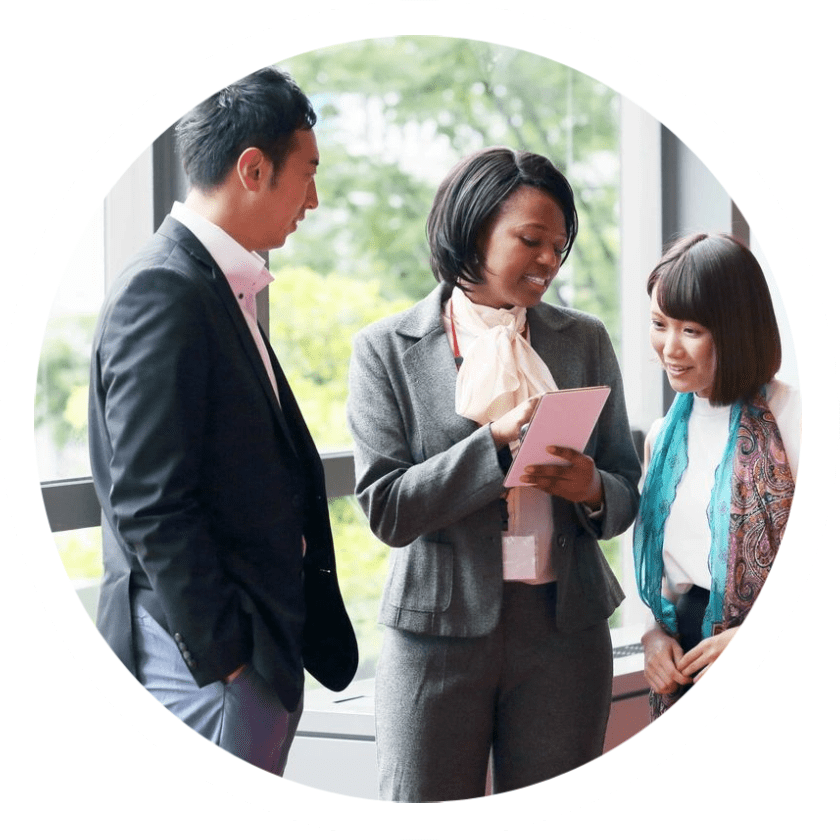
[556,534,568,548]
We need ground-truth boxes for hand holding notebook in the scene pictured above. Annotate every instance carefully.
[503,386,611,489]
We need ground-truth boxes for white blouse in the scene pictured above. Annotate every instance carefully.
[648,379,800,596]
[442,296,557,584]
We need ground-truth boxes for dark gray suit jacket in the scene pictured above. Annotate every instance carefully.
[89,216,357,712]
[347,283,641,638]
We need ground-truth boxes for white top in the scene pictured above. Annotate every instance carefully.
[443,291,556,584]
[170,201,279,401]
[648,379,800,596]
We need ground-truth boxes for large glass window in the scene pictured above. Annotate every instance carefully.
[281,37,621,347]
[38,36,639,685]
[36,210,104,482]
[280,37,624,678]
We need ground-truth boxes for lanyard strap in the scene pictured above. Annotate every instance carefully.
[449,298,463,368]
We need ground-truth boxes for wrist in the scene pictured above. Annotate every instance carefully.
[581,470,603,508]
[642,624,668,644]
[489,421,511,448]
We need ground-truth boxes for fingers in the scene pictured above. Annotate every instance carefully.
[520,469,586,500]
[644,656,673,694]
[642,630,692,695]
[678,638,721,679]
[524,445,581,469]
[520,446,585,480]
[645,657,692,694]
[520,448,601,504]
[547,445,583,462]
[518,395,542,427]
[690,664,711,683]
[491,395,543,446]
[677,628,737,682]
[677,643,706,674]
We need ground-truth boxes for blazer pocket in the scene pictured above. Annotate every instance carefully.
[573,536,625,616]
[386,539,453,613]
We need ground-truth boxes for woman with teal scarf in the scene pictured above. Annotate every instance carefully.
[634,233,799,719]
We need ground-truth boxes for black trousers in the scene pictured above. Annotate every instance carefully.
[675,585,711,655]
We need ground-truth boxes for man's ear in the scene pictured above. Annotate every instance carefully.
[236,147,269,191]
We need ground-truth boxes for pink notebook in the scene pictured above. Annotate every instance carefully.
[503,386,611,488]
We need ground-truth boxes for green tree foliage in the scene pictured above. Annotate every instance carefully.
[36,313,96,452]
[282,36,621,344]
[327,497,388,680]
[268,266,413,450]
[269,266,412,677]
[40,36,625,656]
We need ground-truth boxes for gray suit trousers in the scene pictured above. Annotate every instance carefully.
[132,605,302,775]
[375,582,613,801]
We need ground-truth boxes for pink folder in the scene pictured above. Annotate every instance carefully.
[503,386,611,488]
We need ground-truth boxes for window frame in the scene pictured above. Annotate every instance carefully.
[41,98,747,638]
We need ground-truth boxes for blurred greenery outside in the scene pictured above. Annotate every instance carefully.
[40,36,623,682]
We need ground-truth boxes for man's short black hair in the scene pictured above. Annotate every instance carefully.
[647,232,782,405]
[175,66,316,190]
[426,146,578,289]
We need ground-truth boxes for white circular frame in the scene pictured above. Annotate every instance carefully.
[0,0,838,840]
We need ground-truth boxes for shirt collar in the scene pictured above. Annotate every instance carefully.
[170,201,274,300]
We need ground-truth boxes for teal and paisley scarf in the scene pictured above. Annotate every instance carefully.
[634,389,795,712]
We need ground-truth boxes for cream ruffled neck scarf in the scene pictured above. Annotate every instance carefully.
[451,285,557,424]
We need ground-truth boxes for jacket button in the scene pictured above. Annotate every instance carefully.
[556,535,568,548]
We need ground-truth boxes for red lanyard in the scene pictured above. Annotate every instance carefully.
[449,299,463,366]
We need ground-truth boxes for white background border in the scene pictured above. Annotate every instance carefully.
[0,0,838,838]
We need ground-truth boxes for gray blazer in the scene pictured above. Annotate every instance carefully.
[347,284,641,638]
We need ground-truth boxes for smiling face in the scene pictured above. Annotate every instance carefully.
[649,285,717,398]
[466,186,568,310]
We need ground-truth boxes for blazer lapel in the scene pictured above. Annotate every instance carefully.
[209,263,303,446]
[160,217,303,459]
[527,303,578,388]
[395,290,583,446]
[264,333,324,468]
[398,286,479,447]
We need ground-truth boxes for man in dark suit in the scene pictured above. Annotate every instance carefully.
[88,67,357,775]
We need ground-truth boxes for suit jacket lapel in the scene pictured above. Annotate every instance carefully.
[397,286,479,446]
[528,303,576,388]
[159,217,304,460]
[263,328,325,467]
[209,263,303,450]
[396,292,582,451]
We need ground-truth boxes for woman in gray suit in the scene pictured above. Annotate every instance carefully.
[347,147,641,801]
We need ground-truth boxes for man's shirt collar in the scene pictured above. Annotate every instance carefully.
[170,201,274,302]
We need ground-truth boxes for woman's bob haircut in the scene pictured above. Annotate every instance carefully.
[647,232,782,406]
[427,146,578,289]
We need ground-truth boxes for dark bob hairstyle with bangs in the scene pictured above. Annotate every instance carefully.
[427,146,578,289]
[647,232,782,406]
